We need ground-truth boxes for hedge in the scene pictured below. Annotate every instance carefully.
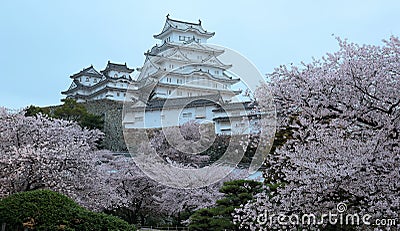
[0,189,135,230]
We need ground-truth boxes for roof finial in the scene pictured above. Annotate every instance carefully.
[198,19,201,25]
[166,14,170,19]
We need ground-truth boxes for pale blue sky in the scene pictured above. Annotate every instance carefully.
[1,0,399,109]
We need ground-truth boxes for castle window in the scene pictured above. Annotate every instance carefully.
[231,111,240,116]
[195,106,206,119]
[179,36,191,41]
[114,74,118,78]
[187,92,192,97]
[182,112,192,118]
[86,77,89,82]
[168,90,172,95]
[94,78,97,83]
[117,92,120,97]
[215,70,220,75]
[223,84,227,89]
[123,75,126,78]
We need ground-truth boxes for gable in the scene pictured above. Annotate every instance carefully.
[202,55,225,66]
[68,82,77,90]
[87,67,98,74]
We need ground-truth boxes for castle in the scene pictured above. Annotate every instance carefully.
[62,61,134,102]
[62,15,259,135]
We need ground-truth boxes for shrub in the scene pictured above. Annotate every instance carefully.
[189,180,262,231]
[0,189,136,230]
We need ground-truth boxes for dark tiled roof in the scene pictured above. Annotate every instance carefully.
[154,15,215,39]
[212,113,261,121]
[101,61,134,74]
[145,43,174,56]
[145,93,223,110]
[212,101,257,112]
[70,65,103,79]
[64,86,128,100]
[61,78,132,95]
[145,39,224,57]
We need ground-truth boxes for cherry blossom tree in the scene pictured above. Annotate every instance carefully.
[152,168,250,225]
[94,151,161,224]
[149,121,213,167]
[0,110,123,211]
[145,121,255,226]
[235,37,400,230]
[101,121,248,225]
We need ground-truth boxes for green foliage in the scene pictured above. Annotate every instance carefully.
[24,105,50,117]
[198,135,261,167]
[189,208,219,230]
[202,134,230,163]
[79,113,104,131]
[54,99,103,130]
[25,99,104,130]
[53,99,87,121]
[0,189,136,231]
[189,180,262,231]
[269,115,298,155]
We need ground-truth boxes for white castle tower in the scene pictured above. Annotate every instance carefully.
[123,15,258,134]
[61,15,259,135]
[135,14,241,101]
[62,61,135,102]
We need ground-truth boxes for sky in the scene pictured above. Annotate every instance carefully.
[1,0,399,109]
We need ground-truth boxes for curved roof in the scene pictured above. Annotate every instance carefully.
[212,101,257,112]
[154,15,215,39]
[146,39,224,57]
[70,65,103,79]
[62,77,133,95]
[170,69,240,83]
[145,93,223,110]
[101,61,134,74]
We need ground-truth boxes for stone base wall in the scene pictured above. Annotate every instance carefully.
[82,100,127,152]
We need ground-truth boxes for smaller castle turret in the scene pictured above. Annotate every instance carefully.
[61,61,135,102]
